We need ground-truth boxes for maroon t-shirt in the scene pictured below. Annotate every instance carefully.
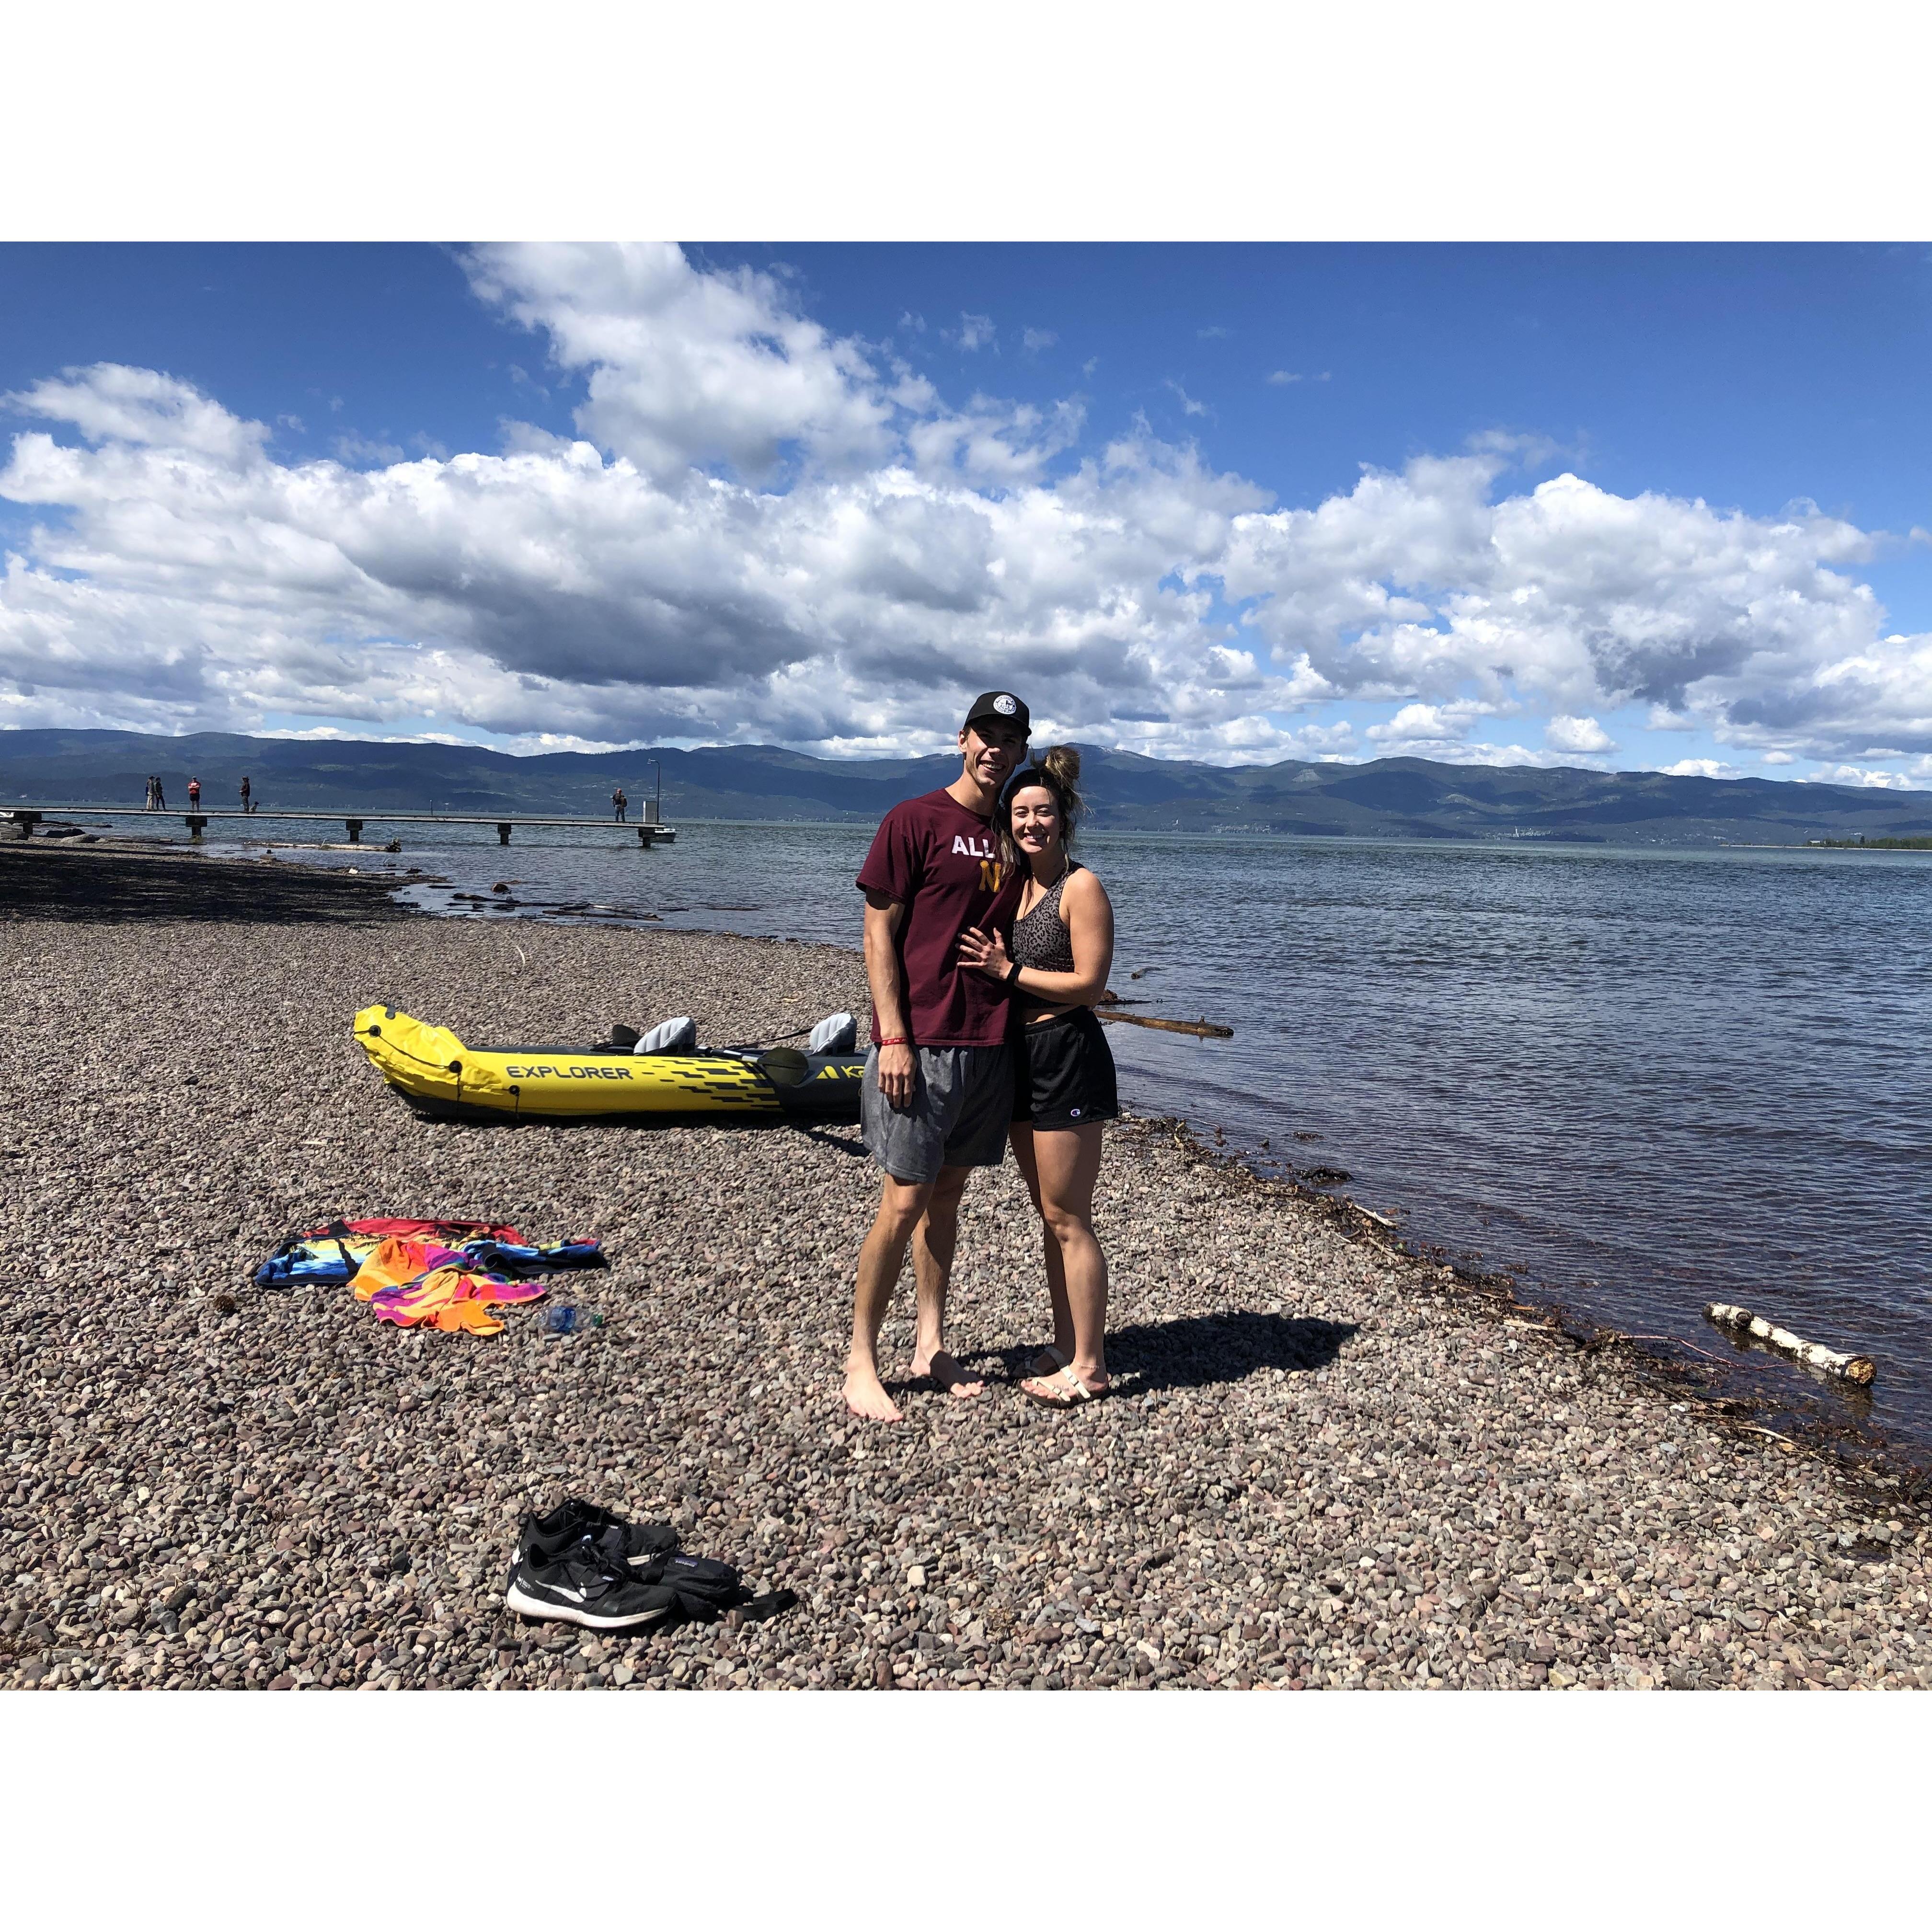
[856,788,1023,1047]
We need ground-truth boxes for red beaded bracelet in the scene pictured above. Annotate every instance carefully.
[877,1035,910,1046]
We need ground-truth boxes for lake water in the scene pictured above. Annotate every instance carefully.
[182,813,1932,1454]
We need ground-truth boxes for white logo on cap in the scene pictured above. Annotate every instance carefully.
[993,693,1016,715]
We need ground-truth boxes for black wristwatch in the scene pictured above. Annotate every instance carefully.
[1005,960,1023,986]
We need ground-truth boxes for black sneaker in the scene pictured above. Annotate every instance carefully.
[516,1499,679,1569]
[504,1544,679,1631]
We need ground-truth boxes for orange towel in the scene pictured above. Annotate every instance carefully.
[349,1236,546,1335]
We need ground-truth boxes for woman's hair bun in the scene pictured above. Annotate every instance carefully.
[1042,743,1081,787]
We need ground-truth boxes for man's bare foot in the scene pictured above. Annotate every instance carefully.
[843,1364,904,1422]
[910,1348,984,1398]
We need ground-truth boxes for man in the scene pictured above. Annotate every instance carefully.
[240,775,251,814]
[843,691,1030,1422]
[613,786,627,823]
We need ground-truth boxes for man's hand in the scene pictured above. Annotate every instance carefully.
[862,890,915,1108]
[878,1040,917,1110]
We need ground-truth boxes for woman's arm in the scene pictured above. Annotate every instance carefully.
[959,871,1113,1007]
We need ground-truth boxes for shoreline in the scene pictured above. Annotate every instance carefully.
[1171,1122,1930,1497]
[4,841,1929,1691]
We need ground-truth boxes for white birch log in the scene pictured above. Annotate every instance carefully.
[1705,1303,1876,1384]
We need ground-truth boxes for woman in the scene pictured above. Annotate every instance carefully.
[959,746,1118,1404]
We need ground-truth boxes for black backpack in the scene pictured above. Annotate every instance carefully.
[638,1551,796,1626]
[641,1552,742,1622]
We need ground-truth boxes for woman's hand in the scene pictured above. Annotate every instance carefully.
[958,924,1013,980]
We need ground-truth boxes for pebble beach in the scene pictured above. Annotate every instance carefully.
[3,841,1929,1691]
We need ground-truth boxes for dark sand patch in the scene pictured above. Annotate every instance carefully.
[1,842,416,926]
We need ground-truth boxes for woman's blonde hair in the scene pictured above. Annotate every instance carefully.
[1000,744,1084,869]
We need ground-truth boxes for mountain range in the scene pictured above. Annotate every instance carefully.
[5,727,1931,847]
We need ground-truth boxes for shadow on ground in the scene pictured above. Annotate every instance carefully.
[964,1311,1357,1395]
[393,1101,869,1139]
[1,846,416,925]
[1103,1311,1357,1392]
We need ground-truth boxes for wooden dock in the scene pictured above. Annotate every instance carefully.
[1,805,677,847]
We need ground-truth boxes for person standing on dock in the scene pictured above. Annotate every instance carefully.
[144,775,157,811]
[240,775,251,814]
[187,777,201,810]
[613,786,627,823]
[843,690,1030,1423]
[153,776,166,810]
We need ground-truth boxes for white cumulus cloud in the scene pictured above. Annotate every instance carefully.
[1545,714,1617,754]
[7,362,268,464]
[1660,758,1742,779]
[1805,761,1932,790]
[2,242,1932,774]
[465,242,895,483]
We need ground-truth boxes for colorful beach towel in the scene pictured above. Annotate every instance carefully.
[254,1218,601,1288]
[350,1235,550,1336]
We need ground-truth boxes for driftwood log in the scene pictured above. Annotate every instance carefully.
[1096,1011,1234,1040]
[1705,1303,1876,1384]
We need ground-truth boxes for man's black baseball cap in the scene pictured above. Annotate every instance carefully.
[964,690,1030,735]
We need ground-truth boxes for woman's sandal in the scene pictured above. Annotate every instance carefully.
[1022,1365,1110,1407]
[1029,1344,1069,1379]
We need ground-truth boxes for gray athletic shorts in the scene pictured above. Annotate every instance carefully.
[861,1043,1014,1184]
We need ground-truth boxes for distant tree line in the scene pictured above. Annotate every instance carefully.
[1808,835,1932,850]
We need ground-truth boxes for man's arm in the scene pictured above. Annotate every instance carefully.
[862,889,917,1109]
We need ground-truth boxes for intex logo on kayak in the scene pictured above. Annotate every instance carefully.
[502,1063,635,1081]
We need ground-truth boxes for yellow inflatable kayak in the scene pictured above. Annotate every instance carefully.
[352,1005,866,1122]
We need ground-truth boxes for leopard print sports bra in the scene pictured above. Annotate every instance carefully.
[1010,862,1081,976]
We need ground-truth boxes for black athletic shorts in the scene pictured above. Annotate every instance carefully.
[1012,1007,1118,1132]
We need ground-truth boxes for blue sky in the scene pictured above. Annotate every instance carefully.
[3,242,1930,785]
